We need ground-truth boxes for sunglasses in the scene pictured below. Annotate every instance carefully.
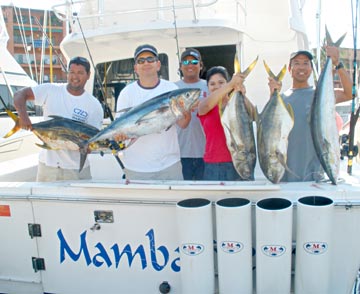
[182,60,200,66]
[136,56,158,64]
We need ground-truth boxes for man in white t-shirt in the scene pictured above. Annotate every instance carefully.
[14,56,104,181]
[115,44,191,180]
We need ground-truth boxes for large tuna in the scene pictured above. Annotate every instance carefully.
[79,88,201,171]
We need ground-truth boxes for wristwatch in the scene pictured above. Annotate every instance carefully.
[335,62,344,70]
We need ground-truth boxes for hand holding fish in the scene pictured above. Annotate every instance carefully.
[176,109,192,129]
[18,114,33,131]
[325,45,340,66]
[268,77,282,95]
[229,72,245,92]
[113,133,129,142]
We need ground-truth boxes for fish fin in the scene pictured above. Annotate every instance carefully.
[123,138,137,149]
[241,56,259,78]
[116,107,133,115]
[0,96,21,138]
[234,53,241,73]
[35,142,55,150]
[325,25,346,47]
[0,96,18,122]
[244,97,256,121]
[3,123,21,138]
[79,143,89,172]
[286,103,295,120]
[276,149,300,179]
[276,65,287,82]
[263,61,287,82]
[254,106,260,125]
[263,60,277,79]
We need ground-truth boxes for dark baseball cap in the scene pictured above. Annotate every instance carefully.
[68,56,91,73]
[134,44,158,60]
[181,48,201,60]
[289,50,313,62]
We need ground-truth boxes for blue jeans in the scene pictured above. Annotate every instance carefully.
[181,158,205,180]
[203,162,242,181]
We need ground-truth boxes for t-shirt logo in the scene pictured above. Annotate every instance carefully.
[72,108,88,122]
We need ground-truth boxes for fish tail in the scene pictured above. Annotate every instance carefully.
[0,96,21,138]
[3,111,20,138]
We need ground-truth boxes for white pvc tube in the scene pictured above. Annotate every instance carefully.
[215,198,252,294]
[256,198,293,294]
[329,205,360,294]
[176,198,215,294]
[295,195,334,294]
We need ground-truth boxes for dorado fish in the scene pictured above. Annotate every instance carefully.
[310,29,346,185]
[256,62,295,184]
[79,88,201,171]
[221,56,258,180]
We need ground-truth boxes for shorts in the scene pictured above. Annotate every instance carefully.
[36,162,92,182]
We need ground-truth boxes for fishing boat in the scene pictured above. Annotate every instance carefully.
[1,0,360,293]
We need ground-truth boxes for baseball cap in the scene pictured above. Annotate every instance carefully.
[289,50,313,62]
[68,56,91,72]
[134,44,158,60]
[181,48,201,61]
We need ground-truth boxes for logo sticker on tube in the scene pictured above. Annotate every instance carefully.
[181,243,204,256]
[262,245,286,257]
[303,242,328,255]
[220,241,243,254]
[0,205,11,217]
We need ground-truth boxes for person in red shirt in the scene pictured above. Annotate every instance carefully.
[197,66,247,180]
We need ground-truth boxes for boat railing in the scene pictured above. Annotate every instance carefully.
[53,0,247,32]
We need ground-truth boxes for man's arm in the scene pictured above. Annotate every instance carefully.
[13,87,35,130]
[334,67,353,104]
[326,46,353,104]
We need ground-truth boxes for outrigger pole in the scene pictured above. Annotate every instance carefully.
[32,16,68,74]
[69,0,126,176]
[346,0,359,175]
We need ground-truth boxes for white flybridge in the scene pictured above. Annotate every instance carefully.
[1,0,360,293]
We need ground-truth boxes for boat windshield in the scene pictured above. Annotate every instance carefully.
[0,84,35,115]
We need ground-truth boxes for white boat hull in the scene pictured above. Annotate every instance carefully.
[1,177,360,293]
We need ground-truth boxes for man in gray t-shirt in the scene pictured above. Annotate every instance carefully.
[176,48,209,180]
[268,47,352,182]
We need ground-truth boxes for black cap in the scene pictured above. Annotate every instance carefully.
[134,44,158,60]
[181,48,201,61]
[289,50,313,62]
[68,56,90,73]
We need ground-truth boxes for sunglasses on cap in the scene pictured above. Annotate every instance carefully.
[182,60,200,66]
[136,56,158,64]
